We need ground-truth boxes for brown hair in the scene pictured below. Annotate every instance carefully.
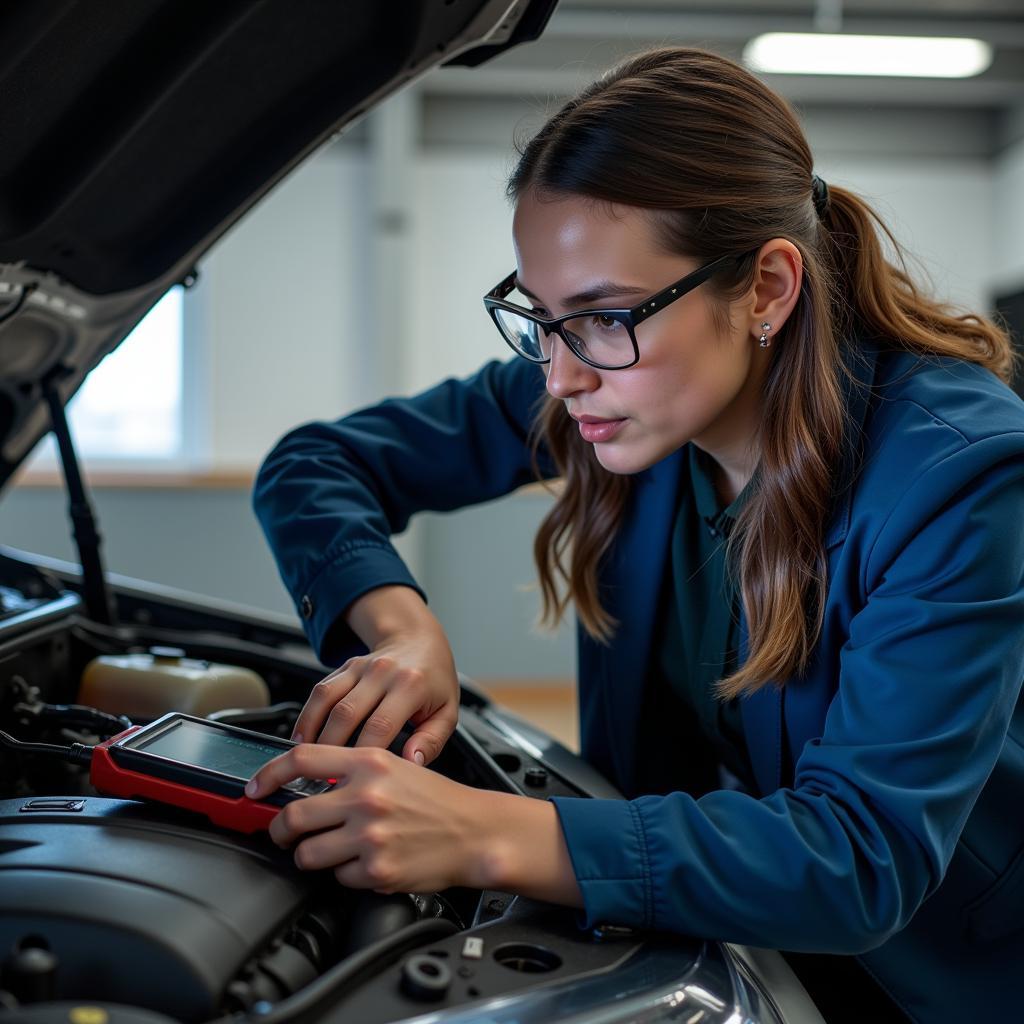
[509,47,1017,698]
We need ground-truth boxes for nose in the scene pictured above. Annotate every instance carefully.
[544,333,600,400]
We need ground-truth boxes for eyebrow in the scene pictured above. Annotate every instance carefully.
[514,278,650,308]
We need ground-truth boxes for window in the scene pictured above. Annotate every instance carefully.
[29,287,185,466]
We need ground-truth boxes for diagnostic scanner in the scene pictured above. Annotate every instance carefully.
[90,711,333,832]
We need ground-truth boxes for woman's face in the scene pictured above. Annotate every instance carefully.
[512,191,770,477]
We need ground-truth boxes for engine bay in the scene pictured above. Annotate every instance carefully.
[0,550,793,1024]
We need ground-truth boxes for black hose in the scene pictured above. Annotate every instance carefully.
[32,702,133,734]
[212,916,459,1024]
[0,728,93,767]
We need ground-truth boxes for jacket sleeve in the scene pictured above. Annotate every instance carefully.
[252,357,550,664]
[552,438,1024,954]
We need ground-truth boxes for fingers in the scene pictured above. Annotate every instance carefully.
[291,828,399,892]
[246,742,346,800]
[256,743,473,894]
[291,627,461,763]
[351,687,425,753]
[261,751,396,887]
[268,787,349,848]
[290,661,358,744]
[295,831,359,873]
[401,709,459,767]
[333,855,398,892]
[291,660,408,750]
[296,657,448,753]
[317,672,388,747]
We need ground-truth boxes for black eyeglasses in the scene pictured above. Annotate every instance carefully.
[482,251,751,370]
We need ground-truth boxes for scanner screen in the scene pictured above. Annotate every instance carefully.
[132,719,287,780]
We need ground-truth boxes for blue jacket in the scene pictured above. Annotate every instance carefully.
[253,338,1024,1023]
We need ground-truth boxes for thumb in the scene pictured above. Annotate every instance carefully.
[402,711,457,767]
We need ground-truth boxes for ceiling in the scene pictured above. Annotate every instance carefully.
[427,0,1024,144]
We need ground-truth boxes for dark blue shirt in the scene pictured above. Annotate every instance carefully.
[655,443,754,790]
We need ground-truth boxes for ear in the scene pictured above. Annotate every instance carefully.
[745,239,803,346]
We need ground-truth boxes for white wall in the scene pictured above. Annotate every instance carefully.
[992,136,1024,297]
[407,152,518,393]
[197,149,370,470]
[815,156,994,313]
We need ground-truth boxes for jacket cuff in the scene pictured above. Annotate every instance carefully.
[550,796,652,930]
[298,542,426,665]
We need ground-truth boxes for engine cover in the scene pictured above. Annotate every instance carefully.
[0,796,337,1020]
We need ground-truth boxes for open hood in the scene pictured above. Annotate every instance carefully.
[0,0,558,488]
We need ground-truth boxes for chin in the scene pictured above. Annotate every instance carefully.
[591,441,662,476]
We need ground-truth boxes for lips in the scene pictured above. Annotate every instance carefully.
[571,412,627,443]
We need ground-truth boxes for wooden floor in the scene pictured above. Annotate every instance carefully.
[477,682,578,752]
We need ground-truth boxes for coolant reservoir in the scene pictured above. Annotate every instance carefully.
[79,646,270,718]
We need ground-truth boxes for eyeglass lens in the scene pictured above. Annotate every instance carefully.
[493,306,635,368]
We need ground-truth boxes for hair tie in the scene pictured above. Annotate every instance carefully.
[811,174,830,218]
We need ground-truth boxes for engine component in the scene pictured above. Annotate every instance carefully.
[0,796,342,1020]
[79,648,269,718]
[400,953,452,1001]
[1,939,58,1004]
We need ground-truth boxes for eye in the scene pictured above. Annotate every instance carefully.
[592,314,622,332]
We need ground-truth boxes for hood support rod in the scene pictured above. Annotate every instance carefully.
[42,372,117,626]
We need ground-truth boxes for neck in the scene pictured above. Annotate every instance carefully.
[711,459,747,507]
[694,438,759,507]
[692,350,768,506]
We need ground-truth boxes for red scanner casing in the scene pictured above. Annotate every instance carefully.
[90,726,282,833]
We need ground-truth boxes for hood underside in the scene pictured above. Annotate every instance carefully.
[0,0,557,485]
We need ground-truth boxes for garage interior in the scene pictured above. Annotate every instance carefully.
[0,0,1021,753]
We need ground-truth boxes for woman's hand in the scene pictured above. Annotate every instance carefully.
[246,743,583,906]
[293,586,459,767]
[248,744,490,893]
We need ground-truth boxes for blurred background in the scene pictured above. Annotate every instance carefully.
[1,0,1022,748]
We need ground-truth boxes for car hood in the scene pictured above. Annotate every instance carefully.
[0,0,557,488]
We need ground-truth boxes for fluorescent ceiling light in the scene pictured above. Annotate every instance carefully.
[744,33,993,78]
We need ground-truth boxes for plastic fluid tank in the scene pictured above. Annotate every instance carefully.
[79,646,270,717]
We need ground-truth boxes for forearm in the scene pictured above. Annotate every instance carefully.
[466,789,584,909]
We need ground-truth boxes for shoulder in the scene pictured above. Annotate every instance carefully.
[836,345,1024,571]
[853,347,1024,491]
[868,346,1024,447]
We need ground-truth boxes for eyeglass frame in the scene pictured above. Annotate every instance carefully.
[482,249,756,370]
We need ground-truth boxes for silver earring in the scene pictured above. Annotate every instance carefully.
[758,321,772,348]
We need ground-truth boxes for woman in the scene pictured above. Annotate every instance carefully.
[250,48,1024,1022]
